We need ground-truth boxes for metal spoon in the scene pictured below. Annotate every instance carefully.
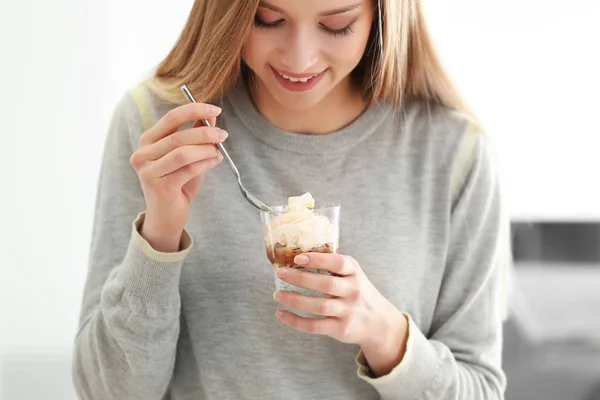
[180,85,274,213]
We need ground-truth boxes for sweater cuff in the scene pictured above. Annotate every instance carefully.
[119,212,193,304]
[132,212,193,259]
[355,313,442,398]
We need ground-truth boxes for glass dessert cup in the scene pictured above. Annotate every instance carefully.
[260,204,340,318]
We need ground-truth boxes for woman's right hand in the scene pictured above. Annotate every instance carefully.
[129,103,228,252]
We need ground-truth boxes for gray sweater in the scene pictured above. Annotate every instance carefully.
[72,79,507,399]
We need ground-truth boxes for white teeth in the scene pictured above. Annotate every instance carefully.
[279,73,315,83]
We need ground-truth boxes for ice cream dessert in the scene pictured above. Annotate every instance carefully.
[261,194,340,313]
[263,193,337,269]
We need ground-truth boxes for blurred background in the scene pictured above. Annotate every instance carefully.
[1,0,599,399]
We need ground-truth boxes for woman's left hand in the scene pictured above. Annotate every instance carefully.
[273,252,408,361]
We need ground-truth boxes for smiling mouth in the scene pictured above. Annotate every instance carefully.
[271,67,325,82]
[277,72,317,83]
[270,66,327,92]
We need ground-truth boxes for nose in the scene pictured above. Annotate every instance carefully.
[280,28,319,73]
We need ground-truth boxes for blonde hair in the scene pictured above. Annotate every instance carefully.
[147,0,473,119]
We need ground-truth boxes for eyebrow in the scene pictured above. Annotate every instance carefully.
[258,1,362,16]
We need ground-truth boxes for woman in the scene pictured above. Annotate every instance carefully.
[73,0,508,399]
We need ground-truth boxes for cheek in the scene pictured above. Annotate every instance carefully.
[325,24,372,69]
[327,37,368,69]
[242,32,275,68]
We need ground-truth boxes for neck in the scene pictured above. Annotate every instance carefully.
[248,77,369,135]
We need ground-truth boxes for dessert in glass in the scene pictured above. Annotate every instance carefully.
[260,193,340,317]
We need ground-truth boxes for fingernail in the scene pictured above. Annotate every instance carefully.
[275,310,283,319]
[216,152,224,161]
[217,129,228,141]
[277,268,289,278]
[273,291,283,301]
[208,105,222,116]
[294,255,309,265]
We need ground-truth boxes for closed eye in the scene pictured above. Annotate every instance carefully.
[254,16,283,28]
[254,16,356,38]
[320,23,355,38]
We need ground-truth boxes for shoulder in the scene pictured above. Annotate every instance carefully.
[385,97,496,203]
[396,96,484,159]
[395,97,492,172]
[127,80,180,129]
[108,80,180,149]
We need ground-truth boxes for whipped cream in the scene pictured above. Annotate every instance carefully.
[284,192,315,211]
[266,193,334,251]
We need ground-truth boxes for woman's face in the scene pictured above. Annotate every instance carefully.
[242,0,374,111]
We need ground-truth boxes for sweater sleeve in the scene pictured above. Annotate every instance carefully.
[356,134,507,399]
[72,92,192,400]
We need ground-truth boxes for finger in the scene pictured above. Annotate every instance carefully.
[169,153,223,186]
[276,268,353,298]
[143,103,222,144]
[192,117,217,129]
[149,144,221,178]
[293,253,357,277]
[144,127,228,161]
[275,309,338,335]
[273,290,346,317]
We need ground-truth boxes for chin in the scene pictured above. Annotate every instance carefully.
[262,73,336,111]
[270,90,329,111]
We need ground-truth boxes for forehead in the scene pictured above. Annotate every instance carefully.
[257,0,371,16]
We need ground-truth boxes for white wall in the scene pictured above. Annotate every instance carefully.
[424,0,600,222]
[0,1,193,398]
[1,1,97,398]
[1,0,598,399]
